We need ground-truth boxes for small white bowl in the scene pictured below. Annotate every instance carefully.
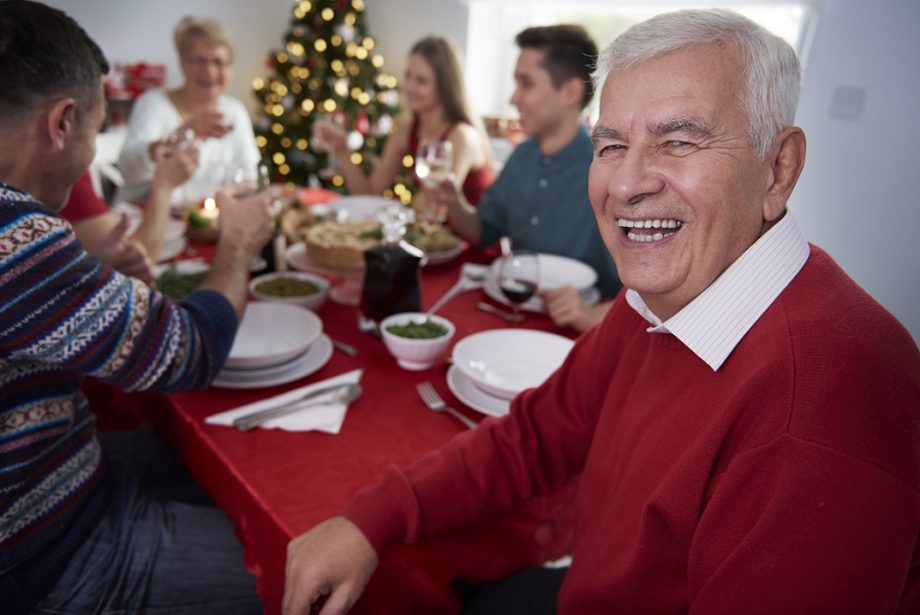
[380,312,455,370]
[249,271,330,312]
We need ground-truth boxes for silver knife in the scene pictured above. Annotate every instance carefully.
[233,383,362,431]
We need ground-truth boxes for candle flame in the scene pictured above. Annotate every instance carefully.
[203,197,217,212]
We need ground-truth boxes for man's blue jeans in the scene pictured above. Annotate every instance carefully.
[32,431,262,614]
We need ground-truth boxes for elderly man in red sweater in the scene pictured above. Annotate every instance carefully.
[282,9,920,615]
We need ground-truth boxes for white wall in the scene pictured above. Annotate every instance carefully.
[43,0,296,112]
[792,0,920,343]
[39,0,920,342]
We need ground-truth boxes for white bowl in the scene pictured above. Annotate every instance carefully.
[248,271,330,312]
[379,312,455,370]
[451,329,574,400]
[226,302,323,370]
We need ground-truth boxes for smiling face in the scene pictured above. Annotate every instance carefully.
[403,53,439,114]
[589,43,780,320]
[180,35,232,104]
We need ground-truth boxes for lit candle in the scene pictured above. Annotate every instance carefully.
[198,197,219,226]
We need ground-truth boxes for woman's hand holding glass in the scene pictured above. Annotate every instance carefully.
[415,139,454,222]
[312,115,346,179]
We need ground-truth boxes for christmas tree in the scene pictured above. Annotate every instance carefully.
[252,0,408,200]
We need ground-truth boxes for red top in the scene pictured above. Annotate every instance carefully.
[408,116,492,205]
[59,171,108,223]
[344,246,920,614]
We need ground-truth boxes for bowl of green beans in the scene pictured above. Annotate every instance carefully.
[248,271,330,312]
[380,312,455,370]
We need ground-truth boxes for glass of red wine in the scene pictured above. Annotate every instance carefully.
[498,249,540,323]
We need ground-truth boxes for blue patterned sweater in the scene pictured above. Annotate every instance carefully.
[0,183,238,609]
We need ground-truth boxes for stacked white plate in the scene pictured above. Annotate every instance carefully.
[113,202,187,262]
[448,329,574,416]
[483,253,601,313]
[212,302,333,389]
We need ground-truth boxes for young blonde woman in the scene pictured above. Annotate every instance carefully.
[317,36,493,205]
[117,16,260,204]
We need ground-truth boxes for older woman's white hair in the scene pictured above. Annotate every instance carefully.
[593,9,801,160]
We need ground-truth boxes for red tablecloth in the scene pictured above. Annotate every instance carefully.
[110,241,578,614]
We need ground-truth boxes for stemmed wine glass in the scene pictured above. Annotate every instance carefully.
[311,114,344,180]
[497,249,540,323]
[415,139,453,222]
[223,162,271,271]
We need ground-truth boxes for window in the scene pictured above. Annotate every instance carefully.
[465,1,817,120]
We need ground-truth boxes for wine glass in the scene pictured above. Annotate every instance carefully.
[223,162,268,271]
[415,139,453,222]
[497,249,540,323]
[311,114,344,180]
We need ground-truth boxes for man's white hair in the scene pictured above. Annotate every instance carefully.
[593,9,801,160]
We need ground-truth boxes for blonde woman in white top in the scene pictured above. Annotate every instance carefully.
[118,16,260,204]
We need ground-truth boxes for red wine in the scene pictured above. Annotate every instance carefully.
[499,278,537,304]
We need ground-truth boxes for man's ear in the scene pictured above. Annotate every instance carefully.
[44,97,78,152]
[560,76,586,109]
[763,126,806,223]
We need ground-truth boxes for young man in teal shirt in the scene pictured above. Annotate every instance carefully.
[429,25,620,332]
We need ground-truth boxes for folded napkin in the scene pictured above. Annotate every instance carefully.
[205,369,362,433]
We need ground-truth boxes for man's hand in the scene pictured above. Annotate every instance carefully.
[283,517,379,615]
[541,286,610,333]
[97,213,155,285]
[215,190,275,254]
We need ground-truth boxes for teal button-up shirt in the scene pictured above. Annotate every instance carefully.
[478,127,620,297]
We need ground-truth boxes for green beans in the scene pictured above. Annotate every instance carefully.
[385,320,449,339]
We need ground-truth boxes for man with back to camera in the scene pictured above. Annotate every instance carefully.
[281,9,920,615]
[426,24,621,333]
[0,2,275,612]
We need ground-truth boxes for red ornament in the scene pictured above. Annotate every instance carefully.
[356,111,370,135]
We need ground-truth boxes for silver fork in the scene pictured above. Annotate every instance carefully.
[416,381,478,429]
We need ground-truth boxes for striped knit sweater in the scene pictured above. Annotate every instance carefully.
[0,183,238,609]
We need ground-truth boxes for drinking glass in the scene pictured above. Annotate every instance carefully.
[415,139,453,222]
[497,249,540,323]
[223,163,268,270]
[311,114,343,180]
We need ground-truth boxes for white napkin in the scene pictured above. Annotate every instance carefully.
[205,369,362,433]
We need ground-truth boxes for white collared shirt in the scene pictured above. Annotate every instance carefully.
[625,212,810,371]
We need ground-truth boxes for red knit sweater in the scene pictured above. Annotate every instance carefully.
[344,246,920,613]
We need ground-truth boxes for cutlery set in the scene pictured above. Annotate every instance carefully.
[233,382,362,431]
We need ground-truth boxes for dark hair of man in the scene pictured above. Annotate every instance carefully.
[0,0,109,129]
[515,24,598,109]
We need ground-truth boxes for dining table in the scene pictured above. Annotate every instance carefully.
[92,196,581,614]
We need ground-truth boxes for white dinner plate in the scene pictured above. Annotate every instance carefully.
[485,253,599,312]
[483,278,601,313]
[446,365,510,417]
[489,253,597,292]
[329,195,396,221]
[451,329,574,400]
[212,334,333,389]
[157,236,187,263]
[224,302,323,370]
[114,202,186,242]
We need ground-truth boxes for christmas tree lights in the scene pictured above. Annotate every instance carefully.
[253,0,402,192]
